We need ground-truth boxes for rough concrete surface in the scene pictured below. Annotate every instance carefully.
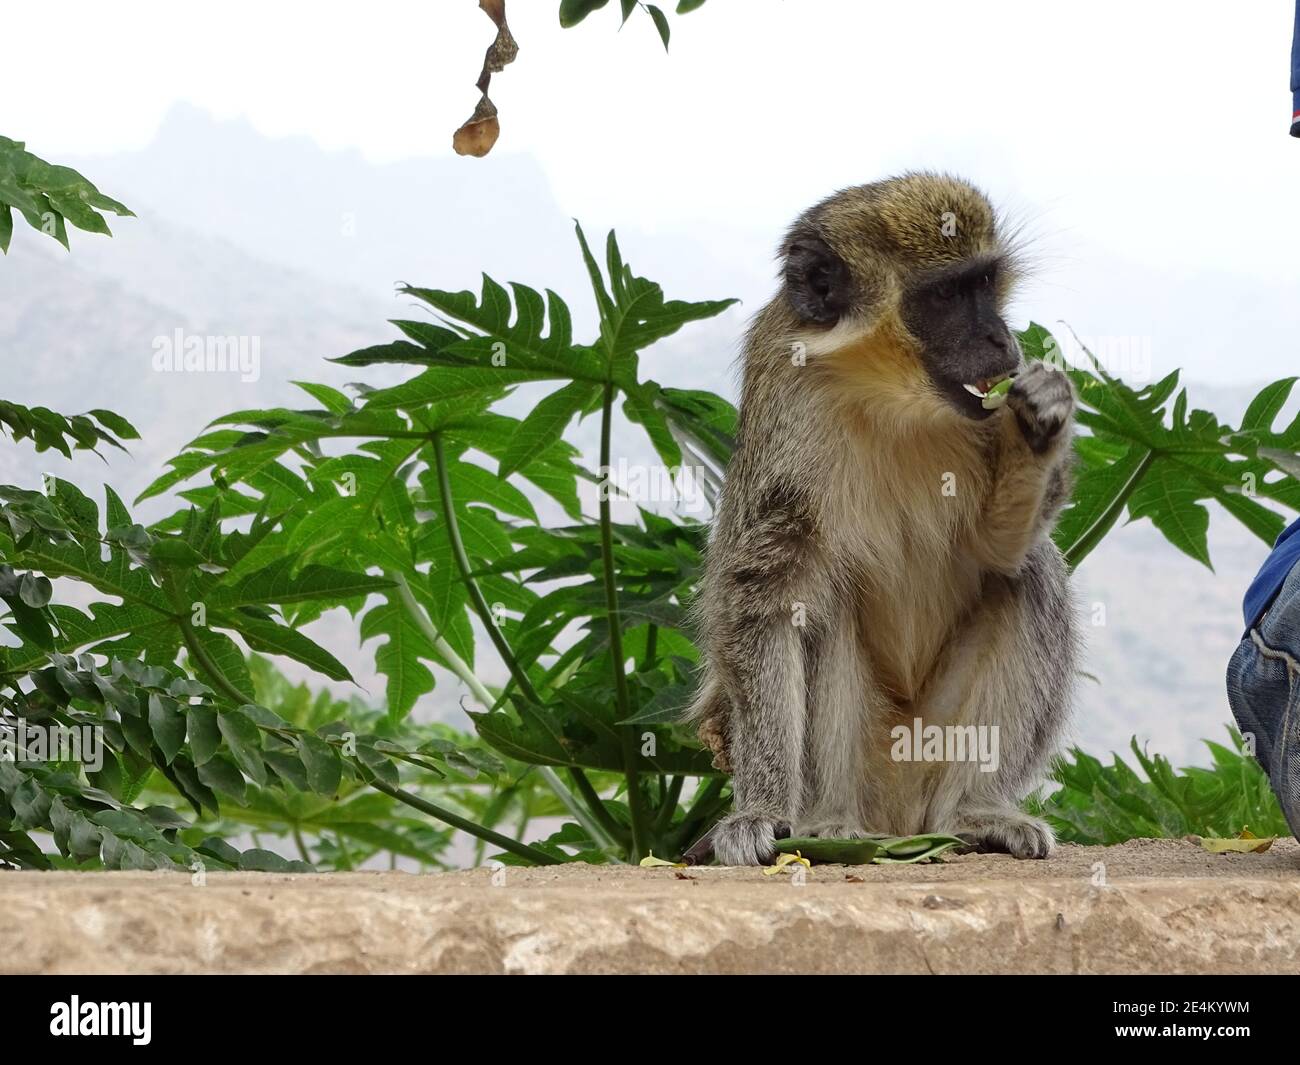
[4,838,1300,974]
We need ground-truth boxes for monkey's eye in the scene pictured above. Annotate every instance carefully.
[931,280,959,303]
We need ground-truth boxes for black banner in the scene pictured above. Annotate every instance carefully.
[0,974,1292,1049]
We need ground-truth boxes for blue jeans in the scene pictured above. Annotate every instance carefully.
[1227,561,1300,839]
[1293,0,1300,127]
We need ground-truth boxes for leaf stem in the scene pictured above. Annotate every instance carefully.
[667,776,727,850]
[333,831,354,870]
[366,777,562,865]
[533,766,623,857]
[654,774,684,834]
[568,768,630,846]
[641,623,659,670]
[388,568,496,707]
[597,380,651,860]
[178,618,253,704]
[292,825,311,864]
[1062,448,1156,568]
[430,435,541,703]
[681,776,726,822]
[425,439,622,855]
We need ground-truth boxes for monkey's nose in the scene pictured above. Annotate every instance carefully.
[987,331,1009,351]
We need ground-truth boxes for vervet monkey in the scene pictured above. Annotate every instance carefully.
[687,173,1078,865]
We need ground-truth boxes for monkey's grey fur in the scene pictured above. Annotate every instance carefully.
[687,172,1079,866]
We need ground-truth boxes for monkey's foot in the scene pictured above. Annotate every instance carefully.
[710,812,790,866]
[953,809,1055,859]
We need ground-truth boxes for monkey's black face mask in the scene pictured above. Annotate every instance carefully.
[784,236,1020,420]
[899,258,1021,419]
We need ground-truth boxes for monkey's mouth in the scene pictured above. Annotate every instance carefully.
[938,370,1016,420]
[960,372,1014,402]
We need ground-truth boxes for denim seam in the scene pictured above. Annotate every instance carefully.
[1250,628,1300,681]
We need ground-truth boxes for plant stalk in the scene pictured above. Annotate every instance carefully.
[654,774,684,834]
[641,623,659,670]
[389,566,620,855]
[569,767,630,846]
[430,436,542,703]
[668,776,727,850]
[389,568,496,706]
[367,777,562,865]
[597,380,651,860]
[425,439,624,855]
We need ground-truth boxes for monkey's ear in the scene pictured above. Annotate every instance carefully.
[783,232,853,325]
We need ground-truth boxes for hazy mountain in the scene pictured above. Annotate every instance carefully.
[68,103,772,328]
[1,224,389,507]
[4,104,1294,768]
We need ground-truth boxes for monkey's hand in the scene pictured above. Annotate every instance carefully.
[709,811,791,866]
[974,362,1076,573]
[1004,361,1075,455]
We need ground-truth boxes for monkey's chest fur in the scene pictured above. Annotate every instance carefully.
[813,417,1012,833]
[828,417,995,706]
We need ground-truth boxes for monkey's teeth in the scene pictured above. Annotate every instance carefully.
[962,383,987,398]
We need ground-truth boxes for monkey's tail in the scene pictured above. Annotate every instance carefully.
[684,668,732,774]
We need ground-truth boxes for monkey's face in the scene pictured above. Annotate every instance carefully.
[781,174,1023,421]
[899,255,1020,420]
[783,234,1020,421]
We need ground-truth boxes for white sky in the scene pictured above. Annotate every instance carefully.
[5,0,1300,381]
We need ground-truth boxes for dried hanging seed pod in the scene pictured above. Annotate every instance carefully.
[453,95,500,159]
[453,0,518,157]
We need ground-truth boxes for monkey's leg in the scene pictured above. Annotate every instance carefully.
[794,605,879,839]
[916,543,1077,859]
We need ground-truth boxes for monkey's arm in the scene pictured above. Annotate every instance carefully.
[971,362,1075,575]
[690,483,822,865]
[707,614,807,864]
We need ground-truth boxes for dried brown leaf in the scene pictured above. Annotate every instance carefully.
[1200,834,1275,854]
